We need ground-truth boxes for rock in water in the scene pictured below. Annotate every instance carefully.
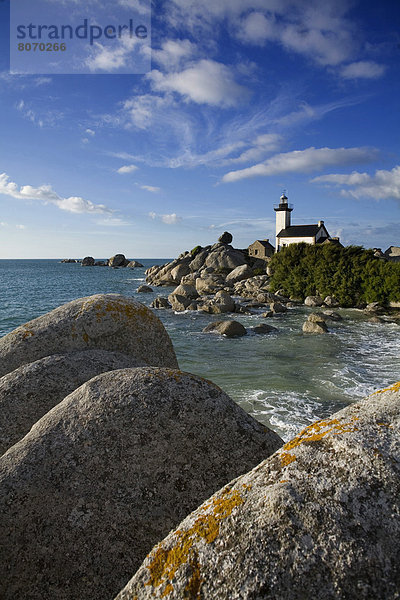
[304,295,324,307]
[303,313,328,334]
[0,350,145,455]
[126,260,144,268]
[250,323,278,334]
[81,256,94,266]
[108,254,128,267]
[0,294,178,376]
[151,297,171,309]
[116,382,400,600]
[0,367,283,600]
[203,320,247,337]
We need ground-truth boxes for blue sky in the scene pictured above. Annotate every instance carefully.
[0,0,399,258]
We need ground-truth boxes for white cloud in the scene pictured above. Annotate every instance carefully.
[280,21,352,66]
[311,166,400,201]
[15,99,63,128]
[311,172,371,186]
[167,0,357,67]
[117,164,138,174]
[16,100,43,128]
[1,221,27,230]
[140,185,161,193]
[148,60,247,107]
[161,213,181,224]
[86,34,142,72]
[122,94,174,129]
[152,39,198,69]
[0,173,113,215]
[108,151,137,161]
[95,216,130,226]
[111,90,369,173]
[148,211,181,224]
[222,146,378,182]
[117,0,150,14]
[34,77,52,86]
[226,133,282,164]
[236,12,277,46]
[0,72,52,88]
[273,97,365,128]
[85,128,95,136]
[339,61,387,80]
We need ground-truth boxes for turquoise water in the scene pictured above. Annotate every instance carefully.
[1,259,399,440]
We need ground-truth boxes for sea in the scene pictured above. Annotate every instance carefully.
[1,259,399,441]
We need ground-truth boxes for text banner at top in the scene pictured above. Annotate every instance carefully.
[10,0,151,74]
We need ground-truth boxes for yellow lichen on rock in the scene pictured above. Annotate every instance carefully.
[184,552,203,599]
[278,415,360,467]
[373,381,400,395]
[76,296,156,326]
[21,329,34,339]
[145,487,245,596]
[283,416,359,453]
[280,452,297,467]
[102,298,155,326]
[150,369,184,384]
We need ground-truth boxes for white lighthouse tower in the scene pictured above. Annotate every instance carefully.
[274,193,293,252]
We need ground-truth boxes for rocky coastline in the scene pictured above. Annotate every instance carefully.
[0,293,399,599]
[143,232,400,334]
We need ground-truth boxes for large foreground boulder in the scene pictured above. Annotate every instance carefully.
[117,381,400,599]
[0,367,283,600]
[0,294,178,376]
[0,349,145,455]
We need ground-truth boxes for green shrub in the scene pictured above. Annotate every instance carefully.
[268,243,400,307]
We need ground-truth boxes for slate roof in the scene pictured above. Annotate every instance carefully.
[277,224,330,239]
[251,240,275,249]
[277,224,320,237]
[385,246,400,257]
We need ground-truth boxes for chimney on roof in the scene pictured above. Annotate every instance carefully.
[318,220,324,228]
[263,238,269,242]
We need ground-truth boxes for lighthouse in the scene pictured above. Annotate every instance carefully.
[274,193,293,252]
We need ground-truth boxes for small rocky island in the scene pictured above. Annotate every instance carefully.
[144,232,399,334]
[61,254,143,267]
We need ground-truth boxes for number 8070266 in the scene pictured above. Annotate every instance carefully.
[18,42,66,51]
